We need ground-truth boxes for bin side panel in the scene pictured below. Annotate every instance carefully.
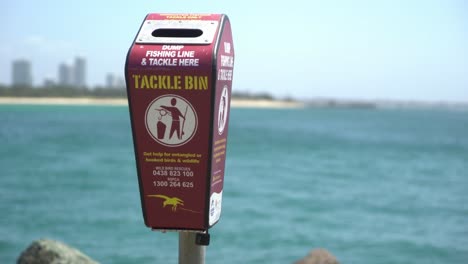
[209,17,235,227]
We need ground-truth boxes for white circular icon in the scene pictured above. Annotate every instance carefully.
[145,95,198,147]
[218,86,229,135]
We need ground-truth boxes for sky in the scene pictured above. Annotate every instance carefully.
[1,0,467,102]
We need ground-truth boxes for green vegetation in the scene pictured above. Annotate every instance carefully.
[231,91,274,100]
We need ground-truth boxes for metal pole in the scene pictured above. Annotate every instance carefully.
[179,232,205,264]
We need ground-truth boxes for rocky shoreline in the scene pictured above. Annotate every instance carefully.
[17,239,339,264]
[17,239,98,264]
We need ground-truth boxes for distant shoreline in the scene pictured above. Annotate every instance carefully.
[231,99,304,108]
[0,97,128,106]
[1,96,466,110]
[304,98,468,110]
[0,97,305,109]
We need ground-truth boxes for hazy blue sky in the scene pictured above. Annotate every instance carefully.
[1,0,467,101]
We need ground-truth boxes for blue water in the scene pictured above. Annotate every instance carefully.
[1,104,467,263]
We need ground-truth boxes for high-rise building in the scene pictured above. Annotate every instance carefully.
[106,73,116,88]
[12,59,33,87]
[43,78,55,87]
[105,73,126,89]
[58,63,72,86]
[73,57,86,88]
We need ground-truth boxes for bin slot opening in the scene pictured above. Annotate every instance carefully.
[152,28,203,38]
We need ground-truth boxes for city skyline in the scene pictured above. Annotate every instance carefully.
[56,57,86,88]
[7,57,124,89]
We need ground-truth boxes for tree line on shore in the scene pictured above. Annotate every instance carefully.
[0,84,279,100]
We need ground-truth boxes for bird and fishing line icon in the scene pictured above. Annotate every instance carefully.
[147,194,200,213]
[217,85,229,135]
[145,95,198,147]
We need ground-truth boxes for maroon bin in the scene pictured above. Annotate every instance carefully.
[125,13,235,233]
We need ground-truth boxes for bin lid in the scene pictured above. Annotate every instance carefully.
[136,19,219,44]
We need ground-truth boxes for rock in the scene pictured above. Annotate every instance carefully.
[17,239,99,264]
[294,248,339,264]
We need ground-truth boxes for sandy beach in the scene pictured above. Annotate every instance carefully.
[0,97,128,106]
[0,97,305,109]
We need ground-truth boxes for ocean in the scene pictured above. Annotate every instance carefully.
[0,104,467,263]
